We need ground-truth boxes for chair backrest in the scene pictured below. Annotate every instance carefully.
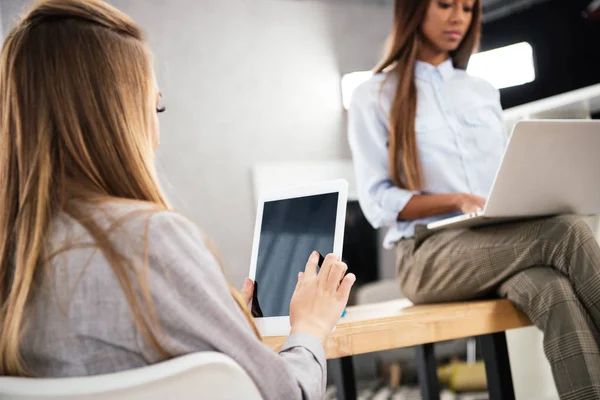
[0,352,263,400]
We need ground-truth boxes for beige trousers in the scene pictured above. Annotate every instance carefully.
[396,215,600,400]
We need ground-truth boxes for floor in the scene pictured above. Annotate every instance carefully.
[326,381,489,400]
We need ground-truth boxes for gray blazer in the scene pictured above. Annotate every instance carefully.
[21,201,326,400]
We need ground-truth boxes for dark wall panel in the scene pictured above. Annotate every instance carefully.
[481,0,600,109]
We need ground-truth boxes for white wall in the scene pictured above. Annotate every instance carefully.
[0,0,20,34]
[0,0,392,286]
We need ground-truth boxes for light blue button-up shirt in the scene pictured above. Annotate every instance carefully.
[348,59,507,248]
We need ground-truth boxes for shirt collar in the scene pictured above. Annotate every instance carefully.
[414,58,455,83]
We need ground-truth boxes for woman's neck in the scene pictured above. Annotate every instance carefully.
[417,45,450,67]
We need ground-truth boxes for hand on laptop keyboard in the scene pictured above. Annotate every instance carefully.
[454,193,486,214]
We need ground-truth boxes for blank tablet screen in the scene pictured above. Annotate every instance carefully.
[251,193,339,318]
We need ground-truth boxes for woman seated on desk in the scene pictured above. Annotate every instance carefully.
[0,0,356,398]
[349,0,600,397]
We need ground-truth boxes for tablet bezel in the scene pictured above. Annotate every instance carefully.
[248,179,348,337]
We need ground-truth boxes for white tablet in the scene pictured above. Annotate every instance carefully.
[248,179,348,336]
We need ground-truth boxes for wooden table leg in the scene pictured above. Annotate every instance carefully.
[415,343,440,400]
[479,332,516,400]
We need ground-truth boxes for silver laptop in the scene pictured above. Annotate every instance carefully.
[427,120,600,231]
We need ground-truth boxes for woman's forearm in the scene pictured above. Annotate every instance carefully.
[398,194,460,221]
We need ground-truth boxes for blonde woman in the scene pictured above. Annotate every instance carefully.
[0,1,356,398]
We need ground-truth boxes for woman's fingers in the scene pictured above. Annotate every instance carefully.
[240,278,254,304]
[326,261,348,289]
[303,252,351,296]
[337,273,356,301]
[303,251,319,279]
[318,253,338,285]
[475,195,487,208]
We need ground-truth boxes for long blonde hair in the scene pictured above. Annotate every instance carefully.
[0,0,257,376]
[375,0,482,190]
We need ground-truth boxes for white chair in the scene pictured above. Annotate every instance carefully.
[0,352,263,400]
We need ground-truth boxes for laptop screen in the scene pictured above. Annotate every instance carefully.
[251,193,339,318]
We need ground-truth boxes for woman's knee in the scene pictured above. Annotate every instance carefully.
[501,268,577,316]
[549,215,594,242]
[535,216,596,263]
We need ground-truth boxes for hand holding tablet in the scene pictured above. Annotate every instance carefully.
[248,179,350,336]
[289,251,356,344]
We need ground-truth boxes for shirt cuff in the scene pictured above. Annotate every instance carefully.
[379,187,417,225]
[280,332,326,367]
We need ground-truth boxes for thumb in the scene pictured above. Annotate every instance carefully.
[240,278,254,304]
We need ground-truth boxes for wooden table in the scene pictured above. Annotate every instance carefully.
[263,299,533,400]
